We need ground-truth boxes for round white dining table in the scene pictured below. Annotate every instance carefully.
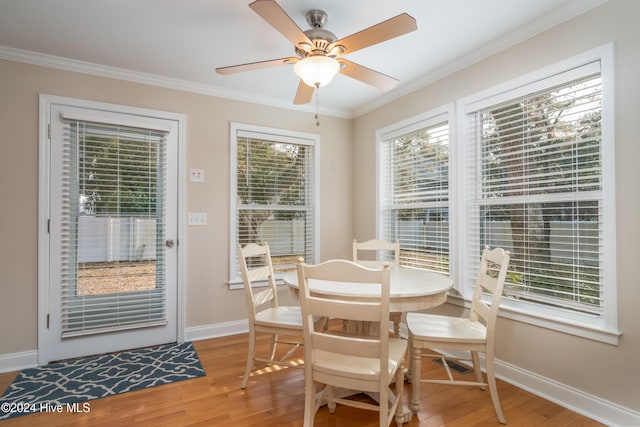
[282,266,452,310]
[281,266,453,335]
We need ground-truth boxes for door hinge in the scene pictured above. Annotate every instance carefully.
[48,124,51,139]
[47,219,50,233]
[46,314,50,329]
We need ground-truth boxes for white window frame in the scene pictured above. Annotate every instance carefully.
[376,104,456,277]
[228,122,320,287]
[456,44,618,344]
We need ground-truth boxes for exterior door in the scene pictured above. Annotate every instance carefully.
[43,99,180,363]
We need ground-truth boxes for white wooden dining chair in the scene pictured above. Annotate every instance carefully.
[406,246,511,424]
[237,243,303,389]
[353,239,400,268]
[296,258,407,427]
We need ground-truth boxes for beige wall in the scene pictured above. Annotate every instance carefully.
[353,0,639,414]
[0,60,353,354]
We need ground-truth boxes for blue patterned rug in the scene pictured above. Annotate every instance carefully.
[0,341,205,420]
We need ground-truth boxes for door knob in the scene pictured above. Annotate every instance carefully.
[165,239,175,248]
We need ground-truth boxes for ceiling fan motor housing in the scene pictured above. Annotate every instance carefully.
[295,9,339,57]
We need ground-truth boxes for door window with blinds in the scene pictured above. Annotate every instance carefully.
[460,49,616,335]
[378,109,451,274]
[59,115,168,336]
[230,123,318,284]
[42,96,180,363]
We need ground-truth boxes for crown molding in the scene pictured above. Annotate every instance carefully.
[0,45,352,119]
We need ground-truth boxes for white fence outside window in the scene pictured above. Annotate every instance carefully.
[77,217,157,263]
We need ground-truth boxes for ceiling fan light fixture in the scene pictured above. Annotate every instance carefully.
[294,55,340,88]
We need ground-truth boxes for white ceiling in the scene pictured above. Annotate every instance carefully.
[0,0,605,118]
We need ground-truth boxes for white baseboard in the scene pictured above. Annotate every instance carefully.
[433,350,640,426]
[494,356,640,426]
[185,319,248,342]
[0,350,38,373]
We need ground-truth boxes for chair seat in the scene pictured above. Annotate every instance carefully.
[407,312,486,344]
[255,305,303,329]
[312,337,407,381]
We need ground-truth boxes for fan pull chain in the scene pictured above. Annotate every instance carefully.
[314,84,320,127]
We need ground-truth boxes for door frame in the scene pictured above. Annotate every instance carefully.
[37,94,187,366]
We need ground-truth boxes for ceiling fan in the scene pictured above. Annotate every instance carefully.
[215,0,417,105]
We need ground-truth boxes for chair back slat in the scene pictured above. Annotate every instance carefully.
[246,265,271,283]
[240,242,268,257]
[471,298,491,322]
[304,258,388,283]
[477,273,498,293]
[311,331,382,358]
[353,239,400,268]
[308,297,381,323]
[253,288,274,307]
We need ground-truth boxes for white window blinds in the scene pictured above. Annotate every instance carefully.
[465,63,604,316]
[233,127,316,277]
[380,115,450,273]
[60,118,168,337]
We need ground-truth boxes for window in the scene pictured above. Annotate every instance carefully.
[229,123,319,285]
[378,107,452,274]
[378,45,617,343]
[459,45,617,342]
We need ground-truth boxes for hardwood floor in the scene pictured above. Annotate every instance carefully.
[0,332,604,426]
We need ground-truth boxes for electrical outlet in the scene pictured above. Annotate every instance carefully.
[188,212,207,226]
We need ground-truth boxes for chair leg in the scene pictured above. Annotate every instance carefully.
[471,351,485,389]
[242,330,256,389]
[407,335,414,383]
[394,364,406,427]
[327,386,336,413]
[379,378,389,427]
[485,353,506,424]
[268,333,278,361]
[303,370,316,427]
[410,339,421,415]
[390,312,402,336]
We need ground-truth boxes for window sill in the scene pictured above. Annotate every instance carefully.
[445,294,622,346]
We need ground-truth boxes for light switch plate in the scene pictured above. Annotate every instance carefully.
[188,212,207,226]
[190,168,205,182]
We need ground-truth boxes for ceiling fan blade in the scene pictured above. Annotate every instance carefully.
[338,59,398,91]
[330,13,417,55]
[215,57,296,75]
[294,80,315,105]
[249,0,312,48]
